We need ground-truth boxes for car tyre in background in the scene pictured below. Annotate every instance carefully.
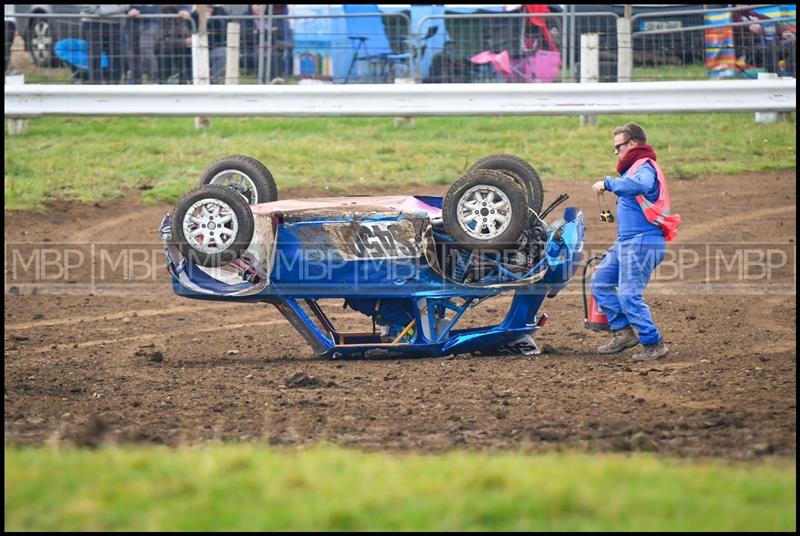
[198,155,278,205]
[28,15,56,67]
[170,185,255,268]
[468,153,545,215]
[443,169,528,250]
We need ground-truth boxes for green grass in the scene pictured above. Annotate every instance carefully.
[4,444,795,531]
[4,113,796,211]
[633,63,710,81]
[14,68,74,83]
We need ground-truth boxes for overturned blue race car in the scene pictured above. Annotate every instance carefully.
[161,154,584,359]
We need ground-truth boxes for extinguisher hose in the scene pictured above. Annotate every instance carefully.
[582,255,606,320]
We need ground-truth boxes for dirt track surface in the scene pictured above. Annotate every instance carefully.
[4,171,796,460]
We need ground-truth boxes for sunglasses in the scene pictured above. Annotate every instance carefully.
[614,138,633,153]
[614,137,636,153]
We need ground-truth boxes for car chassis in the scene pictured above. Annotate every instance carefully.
[161,157,585,360]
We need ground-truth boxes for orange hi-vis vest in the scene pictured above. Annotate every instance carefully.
[628,157,682,242]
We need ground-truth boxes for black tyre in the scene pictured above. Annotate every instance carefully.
[170,185,255,268]
[198,155,278,205]
[469,154,544,214]
[443,169,528,250]
[28,16,56,68]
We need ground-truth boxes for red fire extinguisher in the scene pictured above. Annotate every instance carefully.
[582,255,610,331]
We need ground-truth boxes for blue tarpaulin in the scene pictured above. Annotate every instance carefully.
[54,38,109,71]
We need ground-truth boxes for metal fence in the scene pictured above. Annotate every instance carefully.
[7,12,197,84]
[4,5,796,85]
[263,11,412,83]
[631,5,797,81]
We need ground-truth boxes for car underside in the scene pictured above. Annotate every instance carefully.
[162,154,584,359]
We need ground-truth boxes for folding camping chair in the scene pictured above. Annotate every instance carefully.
[470,5,561,83]
[343,4,411,83]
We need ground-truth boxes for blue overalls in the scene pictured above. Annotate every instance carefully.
[590,163,666,345]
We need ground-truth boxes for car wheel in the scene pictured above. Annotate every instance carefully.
[443,169,528,250]
[198,155,278,205]
[469,154,544,214]
[29,16,55,67]
[170,185,255,267]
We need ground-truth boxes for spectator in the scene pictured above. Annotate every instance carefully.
[241,4,293,81]
[731,5,796,76]
[239,4,261,75]
[272,5,294,80]
[523,4,558,53]
[191,4,228,84]
[156,4,193,83]
[240,4,266,76]
[79,5,129,84]
[126,5,161,83]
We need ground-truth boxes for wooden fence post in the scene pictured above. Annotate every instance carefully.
[5,75,28,136]
[580,33,599,127]
[193,8,210,129]
[755,72,789,123]
[393,77,416,127]
[617,12,633,83]
[225,22,240,85]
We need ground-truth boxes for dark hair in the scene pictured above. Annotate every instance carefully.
[613,123,647,144]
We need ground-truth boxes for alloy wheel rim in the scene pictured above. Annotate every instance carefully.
[209,169,259,204]
[456,185,512,240]
[182,198,239,254]
[31,20,53,63]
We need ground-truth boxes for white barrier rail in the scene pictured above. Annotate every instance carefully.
[4,80,796,118]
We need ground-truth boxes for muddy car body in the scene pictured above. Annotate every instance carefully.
[162,155,584,359]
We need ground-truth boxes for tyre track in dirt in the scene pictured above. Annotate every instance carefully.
[8,320,287,355]
[72,206,169,244]
[5,312,368,355]
[5,303,254,331]
[675,204,796,242]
